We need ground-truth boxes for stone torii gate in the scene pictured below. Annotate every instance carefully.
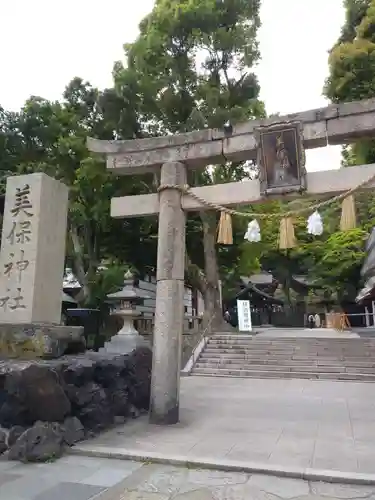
[88,97,375,425]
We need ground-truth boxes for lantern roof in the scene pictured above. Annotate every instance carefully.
[107,285,150,302]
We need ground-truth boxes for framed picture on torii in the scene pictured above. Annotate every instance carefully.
[255,121,307,196]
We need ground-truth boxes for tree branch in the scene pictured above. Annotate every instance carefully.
[69,222,91,304]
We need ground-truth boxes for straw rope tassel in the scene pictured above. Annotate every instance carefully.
[217,211,233,245]
[279,217,296,249]
[340,194,357,231]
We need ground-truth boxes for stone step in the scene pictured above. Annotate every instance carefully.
[205,342,375,349]
[194,361,375,374]
[198,357,375,368]
[200,351,375,360]
[204,352,375,359]
[208,339,375,344]
[209,337,375,346]
[213,334,375,338]
[210,336,254,339]
[203,348,375,358]
[204,346,375,354]
[191,367,375,381]
[212,333,374,339]
[195,363,344,373]
[193,335,375,382]
[208,341,375,348]
[207,340,375,349]
[206,346,375,353]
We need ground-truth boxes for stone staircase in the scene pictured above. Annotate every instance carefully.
[191,334,375,381]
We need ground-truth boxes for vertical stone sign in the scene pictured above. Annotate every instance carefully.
[0,173,69,324]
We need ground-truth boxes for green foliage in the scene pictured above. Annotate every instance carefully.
[118,0,263,133]
[325,0,375,103]
[339,0,372,43]
[87,263,126,310]
[0,107,22,194]
[325,0,375,167]
[320,0,375,300]
[312,229,367,300]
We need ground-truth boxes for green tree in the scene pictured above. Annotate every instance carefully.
[0,78,158,306]
[114,0,264,329]
[320,0,375,299]
[325,0,375,165]
[311,229,367,301]
[0,107,22,194]
[337,0,371,44]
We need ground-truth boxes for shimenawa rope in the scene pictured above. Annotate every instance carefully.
[157,171,375,220]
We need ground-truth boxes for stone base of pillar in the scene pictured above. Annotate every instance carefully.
[101,333,151,355]
[0,323,84,359]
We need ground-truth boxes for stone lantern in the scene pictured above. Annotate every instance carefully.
[101,272,151,354]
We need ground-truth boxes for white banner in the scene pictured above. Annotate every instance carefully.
[237,300,252,332]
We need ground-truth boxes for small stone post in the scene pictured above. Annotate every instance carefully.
[150,161,186,425]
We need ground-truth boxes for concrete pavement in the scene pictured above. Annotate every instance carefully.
[2,376,375,498]
[73,377,375,477]
[1,454,375,499]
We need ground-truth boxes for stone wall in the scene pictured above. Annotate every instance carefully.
[0,347,152,462]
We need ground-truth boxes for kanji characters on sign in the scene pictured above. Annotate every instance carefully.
[7,220,32,245]
[0,288,26,311]
[0,182,33,317]
[11,184,33,218]
[0,173,70,323]
[3,250,29,282]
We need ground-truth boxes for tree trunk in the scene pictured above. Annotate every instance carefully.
[185,211,233,334]
[69,223,91,305]
[200,211,230,333]
[185,252,207,297]
[282,276,293,307]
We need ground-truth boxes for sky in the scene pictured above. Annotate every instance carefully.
[0,0,345,172]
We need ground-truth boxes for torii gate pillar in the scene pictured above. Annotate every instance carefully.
[150,161,186,424]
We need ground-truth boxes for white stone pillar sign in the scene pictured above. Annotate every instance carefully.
[0,173,69,324]
[237,300,252,332]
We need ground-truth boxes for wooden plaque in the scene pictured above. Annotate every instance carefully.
[255,121,306,196]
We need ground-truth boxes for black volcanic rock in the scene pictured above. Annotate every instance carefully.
[0,347,152,461]
[8,421,64,462]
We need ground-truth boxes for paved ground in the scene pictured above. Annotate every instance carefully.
[74,377,375,475]
[3,376,375,498]
[1,454,375,500]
